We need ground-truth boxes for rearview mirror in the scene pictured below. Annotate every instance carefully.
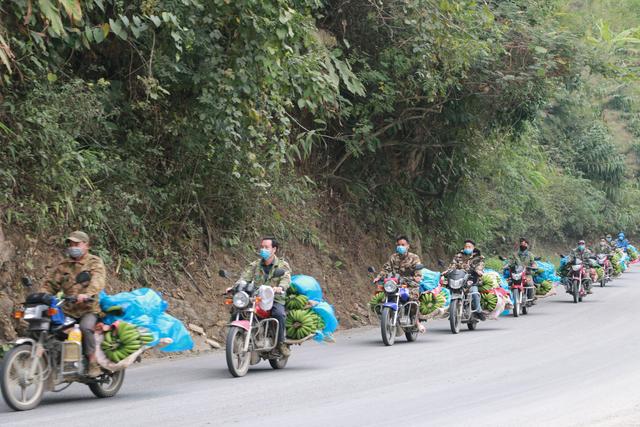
[367,266,376,273]
[21,277,33,287]
[498,256,506,261]
[75,271,92,284]
[218,269,228,278]
[273,268,286,278]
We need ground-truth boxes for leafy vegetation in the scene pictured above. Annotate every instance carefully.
[1,0,640,273]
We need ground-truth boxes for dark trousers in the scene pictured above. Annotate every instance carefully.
[79,313,98,355]
[271,303,286,344]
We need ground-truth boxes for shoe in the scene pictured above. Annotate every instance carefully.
[475,311,486,321]
[87,360,102,378]
[277,343,291,357]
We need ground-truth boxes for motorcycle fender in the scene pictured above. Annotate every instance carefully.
[382,302,398,311]
[229,320,251,331]
[13,338,36,347]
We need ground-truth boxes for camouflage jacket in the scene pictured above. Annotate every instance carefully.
[509,250,536,268]
[448,249,484,276]
[594,242,612,254]
[41,253,106,318]
[571,247,594,262]
[240,256,291,305]
[381,252,422,278]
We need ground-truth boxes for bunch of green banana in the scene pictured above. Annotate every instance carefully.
[480,274,499,292]
[286,294,309,310]
[480,293,498,311]
[368,291,385,312]
[101,322,154,362]
[285,309,318,340]
[628,247,639,261]
[536,280,553,295]
[595,266,604,280]
[419,292,446,315]
[611,253,623,276]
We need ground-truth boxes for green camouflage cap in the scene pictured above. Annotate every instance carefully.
[66,230,90,244]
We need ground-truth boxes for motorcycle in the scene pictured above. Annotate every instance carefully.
[368,265,424,346]
[596,253,613,287]
[443,268,482,334]
[499,256,540,317]
[1,274,125,411]
[563,256,591,303]
[220,269,310,377]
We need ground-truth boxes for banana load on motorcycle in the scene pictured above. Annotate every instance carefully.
[559,240,601,303]
[368,235,426,346]
[2,230,194,412]
[441,240,514,334]
[220,236,338,377]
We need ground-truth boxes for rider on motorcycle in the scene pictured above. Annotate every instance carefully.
[595,237,613,254]
[570,240,597,293]
[374,236,424,331]
[507,237,538,300]
[446,240,485,321]
[239,236,292,357]
[374,235,422,280]
[40,231,106,377]
[615,232,630,250]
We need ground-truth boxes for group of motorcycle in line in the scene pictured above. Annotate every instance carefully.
[366,233,635,346]
[0,232,635,412]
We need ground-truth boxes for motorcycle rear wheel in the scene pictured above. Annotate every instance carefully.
[380,307,396,346]
[405,328,418,342]
[226,326,251,377]
[449,299,461,334]
[89,370,125,398]
[1,344,45,411]
[268,356,289,370]
[467,321,477,331]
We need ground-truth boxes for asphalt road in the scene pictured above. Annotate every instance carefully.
[2,267,640,427]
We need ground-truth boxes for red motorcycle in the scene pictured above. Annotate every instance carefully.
[564,257,590,303]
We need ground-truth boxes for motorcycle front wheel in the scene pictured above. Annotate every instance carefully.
[226,326,251,377]
[89,369,125,398]
[512,288,520,317]
[380,307,396,346]
[1,344,46,411]
[572,280,579,304]
[449,299,461,334]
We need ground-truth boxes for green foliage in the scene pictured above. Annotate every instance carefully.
[1,0,640,274]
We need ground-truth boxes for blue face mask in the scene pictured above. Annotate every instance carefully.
[259,248,272,261]
[66,247,84,259]
[578,245,585,251]
[396,245,408,255]
[463,248,473,255]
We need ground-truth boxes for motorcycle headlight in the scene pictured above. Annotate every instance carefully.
[571,265,581,272]
[512,273,522,280]
[232,291,250,309]
[383,281,397,293]
[449,278,464,289]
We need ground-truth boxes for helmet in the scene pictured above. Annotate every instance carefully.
[619,232,625,239]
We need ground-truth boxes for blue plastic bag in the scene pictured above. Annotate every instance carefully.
[534,261,562,284]
[291,275,324,302]
[99,288,193,352]
[311,301,339,342]
[418,268,441,292]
